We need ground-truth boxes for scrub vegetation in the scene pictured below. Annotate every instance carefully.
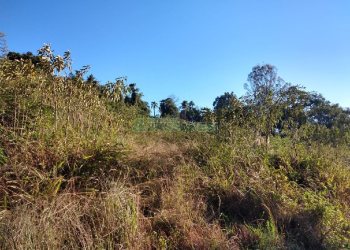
[0,43,349,249]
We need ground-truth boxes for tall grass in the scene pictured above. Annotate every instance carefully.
[0,48,349,249]
[0,183,143,249]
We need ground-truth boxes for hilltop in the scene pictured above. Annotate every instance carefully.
[0,46,349,249]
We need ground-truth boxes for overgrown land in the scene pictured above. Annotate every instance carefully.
[0,43,349,249]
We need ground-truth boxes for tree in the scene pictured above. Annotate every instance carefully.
[306,92,345,129]
[180,100,202,122]
[102,79,126,103]
[86,74,99,87]
[213,92,244,127]
[180,101,189,120]
[151,101,158,117]
[277,86,350,146]
[124,83,150,115]
[159,98,179,118]
[244,64,289,147]
[124,83,138,105]
[7,51,42,65]
[279,85,310,133]
[201,107,215,124]
[213,92,238,111]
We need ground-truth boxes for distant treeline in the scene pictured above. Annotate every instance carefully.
[3,46,350,147]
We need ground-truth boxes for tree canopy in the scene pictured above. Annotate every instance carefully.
[244,64,289,145]
[213,92,244,127]
[159,98,179,118]
[180,100,202,122]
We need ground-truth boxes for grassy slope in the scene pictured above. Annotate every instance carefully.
[0,58,350,249]
[2,129,349,249]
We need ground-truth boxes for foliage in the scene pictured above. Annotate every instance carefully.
[244,64,289,146]
[0,147,6,166]
[0,184,141,249]
[0,46,349,249]
[180,100,203,122]
[132,117,216,133]
[159,97,179,118]
[151,101,159,117]
[124,83,150,115]
[213,92,246,138]
[7,51,42,65]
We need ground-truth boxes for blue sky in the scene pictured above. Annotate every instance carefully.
[2,0,350,108]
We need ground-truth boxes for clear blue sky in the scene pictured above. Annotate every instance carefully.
[2,0,350,108]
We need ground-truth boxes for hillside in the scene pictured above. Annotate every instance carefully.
[0,46,350,249]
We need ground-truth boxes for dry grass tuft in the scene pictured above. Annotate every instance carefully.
[0,183,146,249]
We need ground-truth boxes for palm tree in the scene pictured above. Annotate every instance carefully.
[151,101,158,117]
[181,100,189,120]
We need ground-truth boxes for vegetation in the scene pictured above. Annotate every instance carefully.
[0,43,349,249]
[159,97,179,118]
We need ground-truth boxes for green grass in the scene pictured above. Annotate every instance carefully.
[132,117,217,133]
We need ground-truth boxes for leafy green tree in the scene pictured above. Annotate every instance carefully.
[304,93,350,146]
[244,64,289,146]
[200,107,215,124]
[213,92,238,111]
[306,93,347,129]
[180,100,189,120]
[125,83,139,105]
[7,51,42,65]
[280,87,350,134]
[213,92,244,127]
[86,74,99,87]
[124,83,150,115]
[138,101,150,116]
[151,101,159,117]
[278,85,310,141]
[159,98,179,118]
[277,85,350,146]
[180,100,202,122]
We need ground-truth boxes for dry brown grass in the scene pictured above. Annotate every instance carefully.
[1,53,350,249]
[0,183,147,249]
